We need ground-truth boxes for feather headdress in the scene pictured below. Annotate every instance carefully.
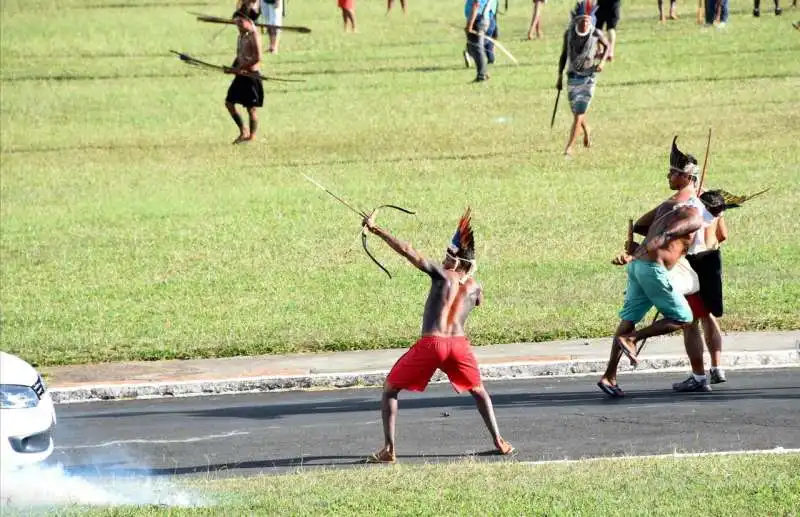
[717,188,770,208]
[447,207,475,262]
[670,136,700,177]
[572,0,597,17]
[571,0,598,31]
[700,188,770,216]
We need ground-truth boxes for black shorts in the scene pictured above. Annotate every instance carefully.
[226,74,264,108]
[686,249,723,317]
[596,0,621,30]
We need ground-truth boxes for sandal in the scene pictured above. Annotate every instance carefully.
[597,380,626,398]
[614,336,640,366]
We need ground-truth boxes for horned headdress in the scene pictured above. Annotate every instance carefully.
[446,207,477,280]
[670,136,700,180]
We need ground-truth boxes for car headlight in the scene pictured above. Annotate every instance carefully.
[0,385,40,409]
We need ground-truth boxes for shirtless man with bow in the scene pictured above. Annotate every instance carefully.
[362,208,514,463]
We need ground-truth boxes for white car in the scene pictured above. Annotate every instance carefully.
[0,351,57,468]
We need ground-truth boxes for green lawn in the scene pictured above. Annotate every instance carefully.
[6,454,800,516]
[1,0,798,366]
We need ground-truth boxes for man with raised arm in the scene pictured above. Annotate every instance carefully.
[362,208,514,463]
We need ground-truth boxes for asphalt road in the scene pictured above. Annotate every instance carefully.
[49,369,800,478]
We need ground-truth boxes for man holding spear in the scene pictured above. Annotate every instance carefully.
[225,10,264,144]
[555,0,611,156]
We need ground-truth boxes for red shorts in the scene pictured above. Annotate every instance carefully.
[386,336,482,393]
[686,293,710,319]
[338,0,354,9]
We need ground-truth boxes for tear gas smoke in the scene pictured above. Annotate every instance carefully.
[0,461,209,509]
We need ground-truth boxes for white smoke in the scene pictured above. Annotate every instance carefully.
[0,462,210,509]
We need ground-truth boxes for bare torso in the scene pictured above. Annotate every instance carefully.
[421,270,481,337]
[704,217,721,250]
[640,202,698,269]
[236,30,261,71]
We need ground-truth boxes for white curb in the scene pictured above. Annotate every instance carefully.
[49,349,800,404]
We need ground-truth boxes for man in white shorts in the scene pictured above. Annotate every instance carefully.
[261,0,283,53]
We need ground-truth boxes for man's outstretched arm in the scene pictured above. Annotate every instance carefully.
[364,221,445,278]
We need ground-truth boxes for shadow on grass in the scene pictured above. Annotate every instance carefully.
[60,450,511,477]
[64,2,215,9]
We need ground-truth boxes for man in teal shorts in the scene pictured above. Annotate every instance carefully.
[597,201,703,397]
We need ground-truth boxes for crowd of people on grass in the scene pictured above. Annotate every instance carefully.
[207,0,776,462]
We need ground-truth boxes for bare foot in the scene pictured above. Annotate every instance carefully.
[583,131,592,148]
[495,437,515,455]
[598,376,617,389]
[527,31,535,40]
[659,14,666,23]
[669,11,679,19]
[232,134,250,144]
[564,147,574,157]
[614,335,639,366]
[366,446,396,464]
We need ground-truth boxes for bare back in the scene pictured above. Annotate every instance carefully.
[421,269,481,337]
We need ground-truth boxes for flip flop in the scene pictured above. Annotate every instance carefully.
[614,336,640,366]
[597,381,626,398]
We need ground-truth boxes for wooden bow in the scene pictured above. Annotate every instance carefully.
[302,174,416,279]
[169,50,305,83]
[189,11,312,33]
[360,204,416,278]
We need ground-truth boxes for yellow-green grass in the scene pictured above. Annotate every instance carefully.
[1,0,798,366]
[6,454,800,516]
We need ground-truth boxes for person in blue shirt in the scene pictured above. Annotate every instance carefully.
[464,0,493,82]
[484,0,499,65]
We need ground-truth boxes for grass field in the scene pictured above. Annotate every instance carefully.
[1,0,798,366]
[5,454,800,516]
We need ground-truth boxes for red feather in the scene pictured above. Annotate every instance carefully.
[455,207,474,255]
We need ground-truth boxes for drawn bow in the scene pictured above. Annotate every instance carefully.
[302,175,415,278]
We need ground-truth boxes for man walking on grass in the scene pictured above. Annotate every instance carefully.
[657,0,678,22]
[225,10,264,144]
[556,0,611,157]
[363,208,514,463]
[261,0,283,53]
[464,0,494,82]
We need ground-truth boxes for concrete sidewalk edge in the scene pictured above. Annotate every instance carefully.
[49,349,800,404]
